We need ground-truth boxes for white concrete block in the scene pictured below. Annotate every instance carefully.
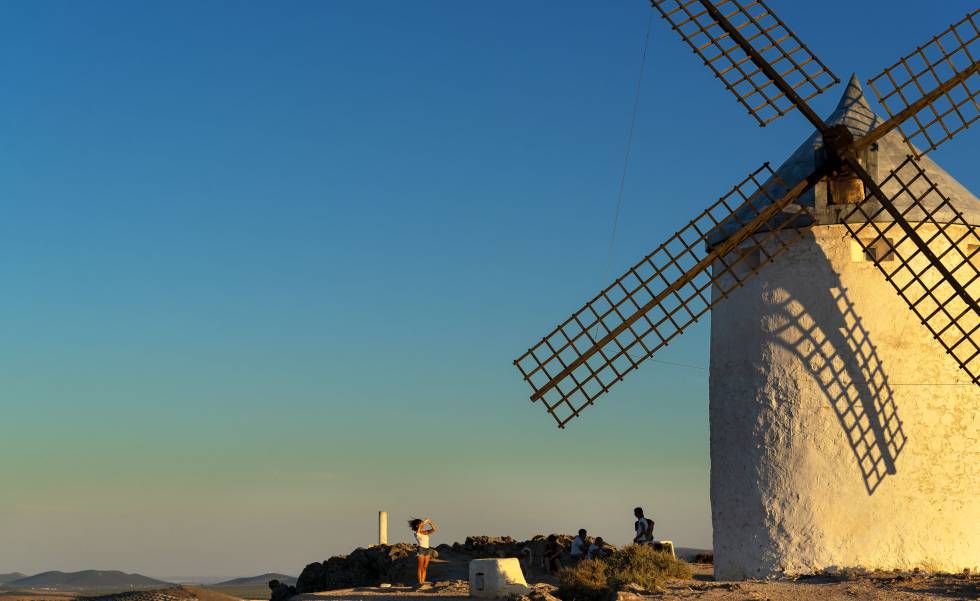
[468,558,529,598]
[653,540,675,559]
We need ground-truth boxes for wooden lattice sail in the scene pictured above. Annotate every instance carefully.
[651,0,839,126]
[842,157,980,383]
[865,10,979,157]
[515,165,819,427]
[515,2,980,427]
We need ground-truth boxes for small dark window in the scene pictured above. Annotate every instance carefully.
[830,175,865,205]
[853,237,895,263]
[739,246,762,271]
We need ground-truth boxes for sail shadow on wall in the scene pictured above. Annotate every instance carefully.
[759,243,907,496]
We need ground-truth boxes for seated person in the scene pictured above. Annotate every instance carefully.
[587,537,610,560]
[518,546,533,577]
[570,529,589,561]
[542,535,563,575]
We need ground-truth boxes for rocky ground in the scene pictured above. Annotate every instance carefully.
[642,564,978,600]
[286,568,978,601]
[274,536,978,601]
[4,560,973,601]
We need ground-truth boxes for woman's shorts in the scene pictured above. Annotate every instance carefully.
[417,547,437,558]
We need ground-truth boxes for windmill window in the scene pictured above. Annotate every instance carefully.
[851,237,895,263]
[741,247,761,270]
[727,246,762,277]
[830,175,865,205]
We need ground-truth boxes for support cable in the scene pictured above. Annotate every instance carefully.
[590,12,653,346]
[603,12,653,282]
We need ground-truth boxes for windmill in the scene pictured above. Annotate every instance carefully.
[514,1,979,578]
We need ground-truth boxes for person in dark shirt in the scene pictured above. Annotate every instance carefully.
[542,534,563,575]
[633,507,654,545]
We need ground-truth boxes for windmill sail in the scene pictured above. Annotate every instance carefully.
[514,164,819,427]
[514,6,980,428]
[651,0,839,126]
[864,10,979,158]
[841,157,980,384]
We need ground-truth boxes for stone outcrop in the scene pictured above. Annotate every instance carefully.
[296,543,424,593]
[268,579,297,601]
[448,535,583,563]
[296,544,418,592]
[295,534,592,593]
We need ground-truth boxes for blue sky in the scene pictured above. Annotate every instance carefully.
[1,0,977,580]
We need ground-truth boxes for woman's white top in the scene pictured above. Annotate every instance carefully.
[415,530,430,549]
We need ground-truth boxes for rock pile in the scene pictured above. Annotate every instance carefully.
[445,535,581,562]
[447,535,518,554]
[293,534,588,593]
[295,543,419,593]
[268,579,297,601]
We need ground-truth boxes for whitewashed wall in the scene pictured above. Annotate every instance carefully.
[709,225,979,579]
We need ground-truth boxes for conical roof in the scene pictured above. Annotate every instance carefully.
[711,74,980,243]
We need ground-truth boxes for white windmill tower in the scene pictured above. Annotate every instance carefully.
[513,1,979,578]
[709,74,979,578]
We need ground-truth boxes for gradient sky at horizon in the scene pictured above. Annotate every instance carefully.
[1,0,977,581]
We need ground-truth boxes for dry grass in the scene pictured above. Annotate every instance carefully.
[557,545,692,601]
[199,586,266,601]
[180,587,244,601]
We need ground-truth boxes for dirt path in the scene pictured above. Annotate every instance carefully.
[292,583,470,601]
[658,572,978,600]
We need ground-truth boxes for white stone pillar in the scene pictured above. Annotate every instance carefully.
[378,511,388,545]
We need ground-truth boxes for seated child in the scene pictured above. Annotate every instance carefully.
[587,537,610,560]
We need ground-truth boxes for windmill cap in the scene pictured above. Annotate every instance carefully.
[708,73,980,245]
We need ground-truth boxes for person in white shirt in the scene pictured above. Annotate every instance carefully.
[409,517,438,585]
[587,537,610,560]
[633,507,654,544]
[570,529,589,560]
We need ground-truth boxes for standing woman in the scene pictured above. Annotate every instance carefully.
[409,517,437,585]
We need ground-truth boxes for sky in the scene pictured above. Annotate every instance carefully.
[1,0,977,581]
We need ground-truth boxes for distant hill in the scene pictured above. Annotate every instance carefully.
[213,573,295,587]
[8,570,170,589]
[0,572,26,584]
